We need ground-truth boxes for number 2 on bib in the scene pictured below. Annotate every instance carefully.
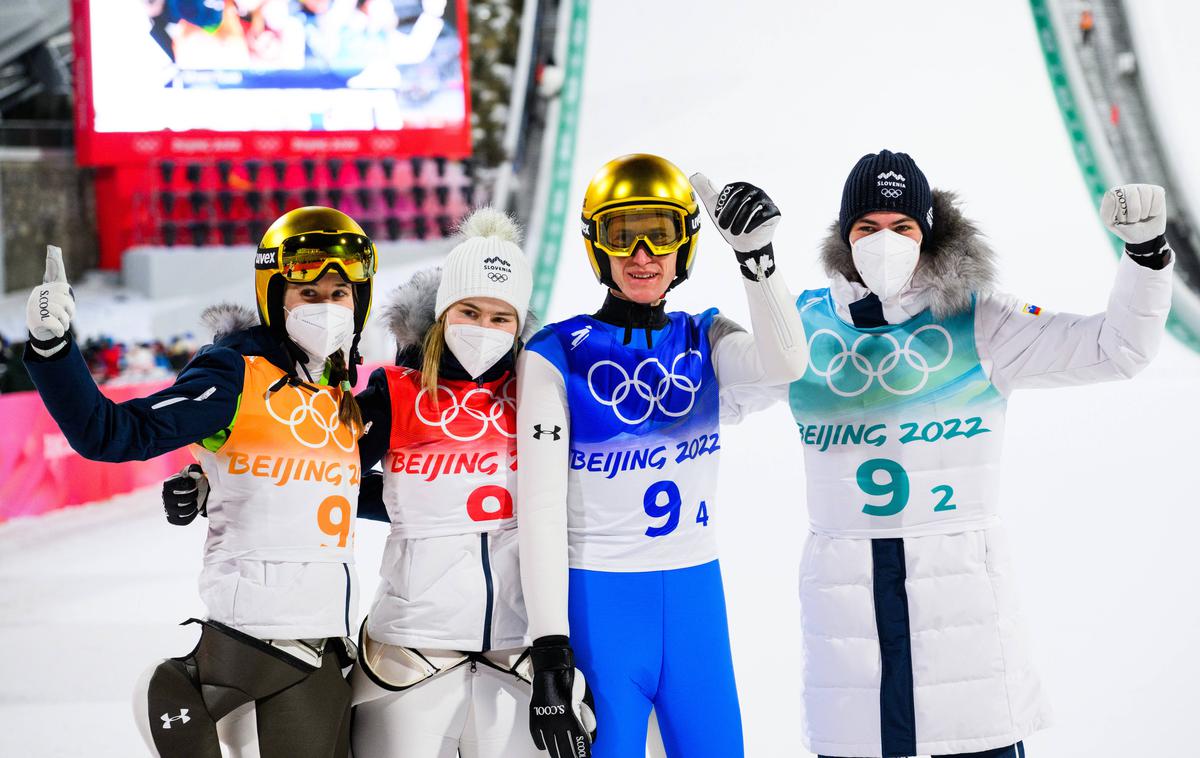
[856,458,957,517]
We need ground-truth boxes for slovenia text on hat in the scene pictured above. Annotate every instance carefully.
[435,208,533,327]
[838,149,934,242]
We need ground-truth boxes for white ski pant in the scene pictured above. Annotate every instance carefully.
[350,648,539,758]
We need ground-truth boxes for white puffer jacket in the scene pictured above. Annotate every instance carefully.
[784,191,1175,757]
[363,268,540,652]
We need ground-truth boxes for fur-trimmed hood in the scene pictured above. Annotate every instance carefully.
[819,189,998,318]
[196,302,295,373]
[201,303,259,340]
[385,266,541,353]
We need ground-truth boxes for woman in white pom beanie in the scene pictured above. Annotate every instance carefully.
[421,206,534,384]
[348,208,595,758]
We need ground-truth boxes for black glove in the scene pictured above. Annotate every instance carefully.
[690,174,781,281]
[529,635,596,758]
[162,463,209,526]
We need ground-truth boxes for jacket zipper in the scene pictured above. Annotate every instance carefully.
[480,532,494,652]
[759,276,797,350]
[342,563,352,637]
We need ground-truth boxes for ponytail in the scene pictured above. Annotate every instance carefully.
[327,349,364,437]
[421,314,448,398]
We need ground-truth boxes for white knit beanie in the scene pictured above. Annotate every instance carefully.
[435,208,533,328]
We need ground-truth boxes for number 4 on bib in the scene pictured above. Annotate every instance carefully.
[696,500,709,526]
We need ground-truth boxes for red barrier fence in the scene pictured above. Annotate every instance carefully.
[0,379,192,522]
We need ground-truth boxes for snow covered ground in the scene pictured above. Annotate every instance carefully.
[3,2,1199,757]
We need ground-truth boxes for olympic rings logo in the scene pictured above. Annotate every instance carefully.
[807,325,953,397]
[265,385,356,452]
[415,378,517,442]
[880,188,903,199]
[587,350,703,425]
[487,272,509,282]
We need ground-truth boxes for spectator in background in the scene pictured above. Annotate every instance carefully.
[341,0,447,88]
[235,0,307,69]
[0,339,35,393]
[1080,7,1095,46]
[2,333,199,391]
[171,0,254,69]
[98,338,123,383]
[299,0,357,69]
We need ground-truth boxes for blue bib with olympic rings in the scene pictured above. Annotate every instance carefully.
[525,310,723,571]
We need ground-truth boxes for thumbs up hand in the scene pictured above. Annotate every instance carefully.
[690,173,781,254]
[691,173,782,281]
[26,245,75,342]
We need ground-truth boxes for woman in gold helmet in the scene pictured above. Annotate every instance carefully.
[513,154,810,758]
[24,206,378,758]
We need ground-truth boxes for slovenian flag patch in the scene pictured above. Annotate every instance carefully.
[1023,304,1042,316]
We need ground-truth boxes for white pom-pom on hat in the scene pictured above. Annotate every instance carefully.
[435,207,533,328]
[457,206,523,244]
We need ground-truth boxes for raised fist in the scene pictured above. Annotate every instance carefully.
[1101,184,1166,245]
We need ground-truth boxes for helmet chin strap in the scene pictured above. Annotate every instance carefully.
[347,333,362,387]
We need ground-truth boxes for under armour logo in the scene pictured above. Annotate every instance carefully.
[533,424,561,441]
[161,710,191,729]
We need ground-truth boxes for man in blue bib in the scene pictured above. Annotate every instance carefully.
[515,154,809,758]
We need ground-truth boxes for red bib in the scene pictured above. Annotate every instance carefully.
[382,366,518,538]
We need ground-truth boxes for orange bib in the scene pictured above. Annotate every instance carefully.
[195,356,360,563]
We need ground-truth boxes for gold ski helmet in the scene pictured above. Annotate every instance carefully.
[581,153,701,293]
[254,206,376,335]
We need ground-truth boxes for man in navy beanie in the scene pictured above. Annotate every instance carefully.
[765,150,1175,757]
[838,150,934,243]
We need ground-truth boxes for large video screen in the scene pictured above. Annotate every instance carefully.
[73,0,471,164]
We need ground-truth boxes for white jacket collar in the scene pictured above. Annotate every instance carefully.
[828,273,932,326]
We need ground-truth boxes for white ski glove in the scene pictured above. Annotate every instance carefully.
[26,245,75,357]
[691,173,781,281]
[1100,184,1166,245]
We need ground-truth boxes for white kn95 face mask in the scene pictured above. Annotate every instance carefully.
[850,228,921,301]
[444,323,515,379]
[284,303,355,361]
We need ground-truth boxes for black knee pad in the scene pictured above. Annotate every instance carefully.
[141,657,224,758]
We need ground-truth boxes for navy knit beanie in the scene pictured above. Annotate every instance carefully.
[838,150,933,242]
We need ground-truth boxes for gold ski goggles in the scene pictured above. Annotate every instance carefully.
[583,205,700,257]
[255,231,376,283]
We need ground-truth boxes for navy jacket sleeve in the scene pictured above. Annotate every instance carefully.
[356,470,389,522]
[355,367,392,471]
[23,339,243,462]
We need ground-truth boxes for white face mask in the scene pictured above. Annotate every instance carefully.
[284,303,355,361]
[850,228,921,301]
[444,323,515,379]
